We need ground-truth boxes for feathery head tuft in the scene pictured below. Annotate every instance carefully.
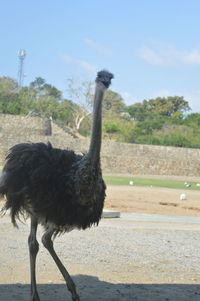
[96,70,114,88]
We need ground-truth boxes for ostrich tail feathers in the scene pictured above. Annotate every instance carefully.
[96,70,114,88]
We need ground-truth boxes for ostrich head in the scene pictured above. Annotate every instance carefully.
[95,70,114,88]
[88,70,114,164]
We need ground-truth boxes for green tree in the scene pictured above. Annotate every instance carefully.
[184,113,200,127]
[129,119,164,140]
[127,96,190,121]
[103,90,125,116]
[0,77,21,114]
[126,101,149,121]
[20,77,64,119]
[30,77,46,89]
[43,84,62,100]
[147,96,190,117]
[30,77,62,101]
[103,120,121,138]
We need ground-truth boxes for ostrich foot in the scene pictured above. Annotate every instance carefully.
[72,292,81,301]
[31,291,40,301]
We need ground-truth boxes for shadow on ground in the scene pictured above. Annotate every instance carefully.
[1,275,200,301]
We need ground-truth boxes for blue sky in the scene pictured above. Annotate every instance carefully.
[1,0,200,112]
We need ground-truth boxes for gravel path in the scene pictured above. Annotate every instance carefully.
[1,213,200,300]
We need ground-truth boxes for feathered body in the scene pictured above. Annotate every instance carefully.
[0,70,113,301]
[0,142,106,233]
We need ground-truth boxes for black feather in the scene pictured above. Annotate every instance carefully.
[0,142,106,233]
[96,70,114,88]
[0,69,113,301]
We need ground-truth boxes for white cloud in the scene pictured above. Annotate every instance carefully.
[138,46,200,67]
[84,38,112,56]
[184,90,200,112]
[151,89,175,98]
[61,54,96,73]
[182,50,200,65]
[139,47,165,66]
[121,91,137,105]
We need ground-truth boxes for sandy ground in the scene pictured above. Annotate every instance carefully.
[105,185,200,216]
[1,184,200,217]
[1,182,200,300]
[1,214,200,301]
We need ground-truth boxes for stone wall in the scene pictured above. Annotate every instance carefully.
[101,141,200,176]
[0,114,45,136]
[0,114,200,176]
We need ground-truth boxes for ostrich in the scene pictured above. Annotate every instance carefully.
[0,70,113,301]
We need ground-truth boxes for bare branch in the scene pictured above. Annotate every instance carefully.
[66,78,94,131]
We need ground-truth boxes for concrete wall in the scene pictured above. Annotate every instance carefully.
[0,114,200,176]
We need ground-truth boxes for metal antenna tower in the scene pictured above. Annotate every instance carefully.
[18,49,26,87]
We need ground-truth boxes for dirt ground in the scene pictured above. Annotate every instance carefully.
[1,179,200,300]
[1,179,200,217]
[1,213,200,301]
[104,185,200,216]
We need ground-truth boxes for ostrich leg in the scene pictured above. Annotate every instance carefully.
[28,216,40,301]
[42,229,80,301]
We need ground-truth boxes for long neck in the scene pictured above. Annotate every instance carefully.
[87,83,105,164]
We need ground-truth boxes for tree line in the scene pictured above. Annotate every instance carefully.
[0,76,200,148]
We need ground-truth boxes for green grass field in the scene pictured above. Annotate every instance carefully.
[103,175,200,191]
[0,169,199,191]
